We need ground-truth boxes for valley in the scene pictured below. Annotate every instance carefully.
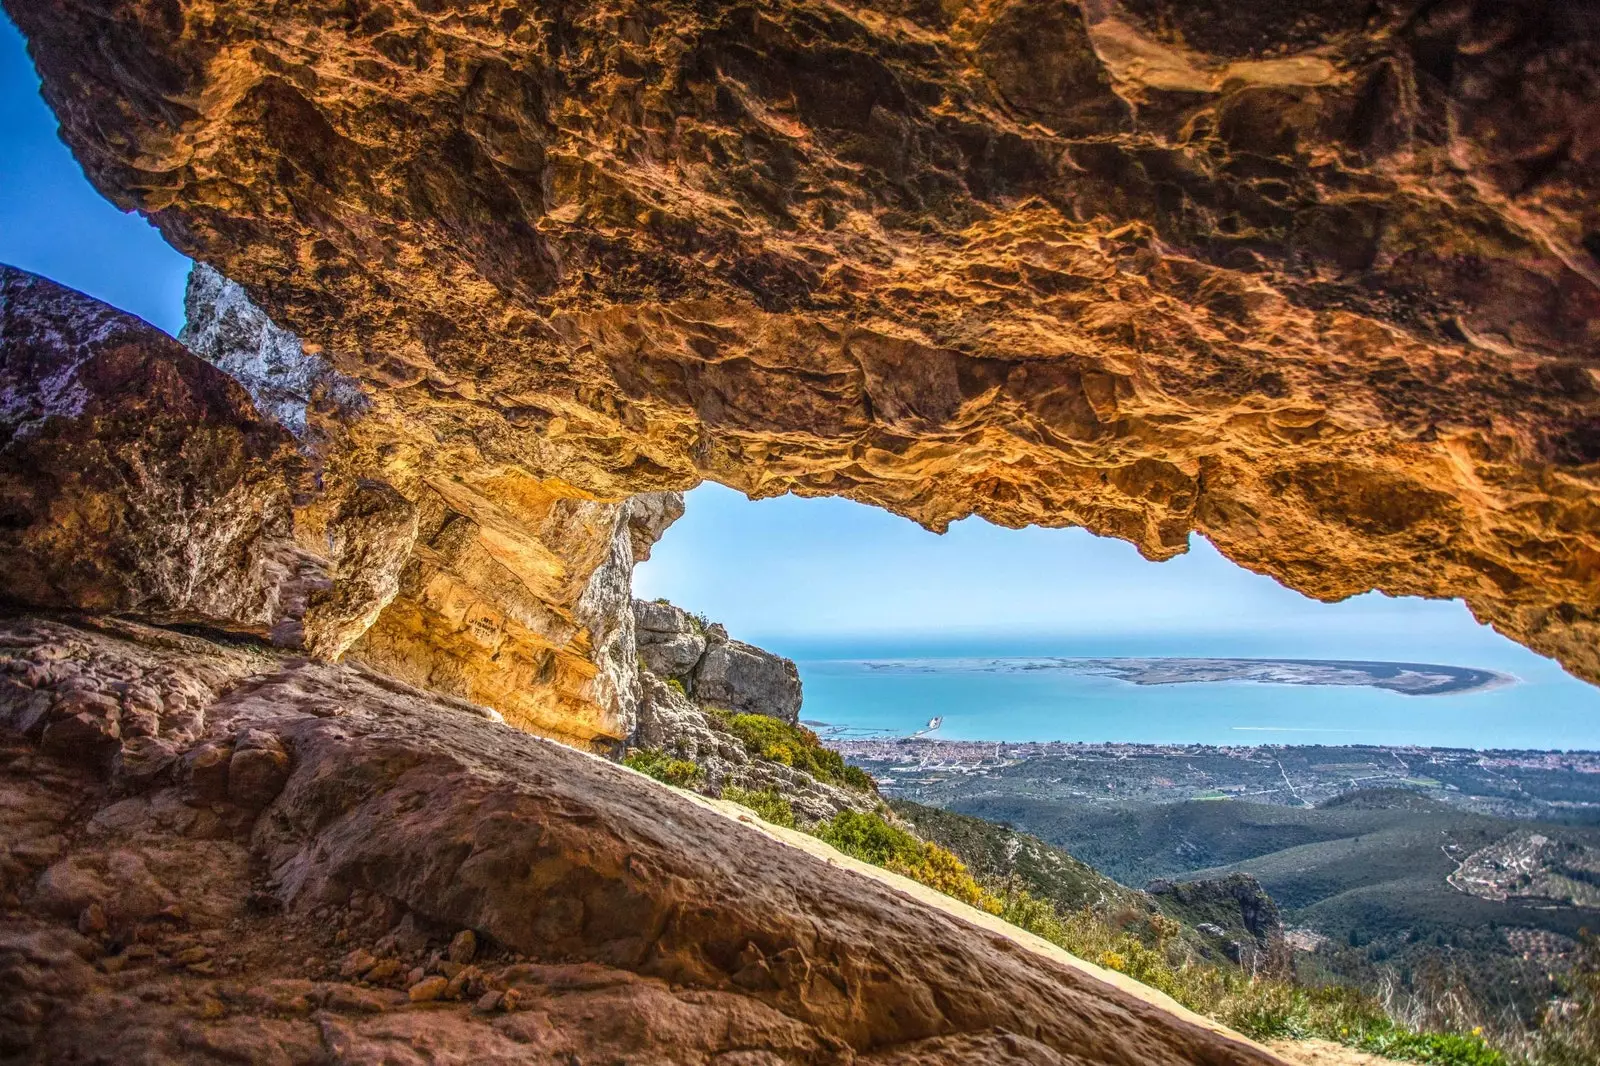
[840,737,1600,1031]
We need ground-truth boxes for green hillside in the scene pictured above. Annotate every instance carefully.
[888,799,1141,912]
[890,799,1284,965]
[948,787,1600,1026]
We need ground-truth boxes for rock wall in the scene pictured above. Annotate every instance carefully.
[1149,874,1286,970]
[0,614,1287,1066]
[6,0,1600,683]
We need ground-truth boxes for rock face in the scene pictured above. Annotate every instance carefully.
[1149,874,1286,969]
[0,613,1285,1066]
[7,0,1600,683]
[0,264,298,634]
[180,262,366,442]
[179,263,686,747]
[0,256,682,749]
[635,599,803,722]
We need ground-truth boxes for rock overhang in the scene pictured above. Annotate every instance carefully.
[1,0,1596,683]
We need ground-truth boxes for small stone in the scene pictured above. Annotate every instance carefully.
[175,946,210,965]
[405,966,425,986]
[324,984,393,1014]
[447,929,477,964]
[333,929,350,947]
[501,987,523,1011]
[77,902,108,935]
[407,975,448,1003]
[364,958,403,984]
[438,960,462,979]
[474,990,503,1013]
[100,954,128,974]
[339,949,377,979]
[195,997,226,1020]
[445,965,478,1000]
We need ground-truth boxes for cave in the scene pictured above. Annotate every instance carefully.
[0,0,1595,1062]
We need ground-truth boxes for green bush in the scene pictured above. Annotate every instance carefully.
[813,810,999,911]
[722,785,797,829]
[665,677,687,697]
[623,748,705,789]
[710,710,877,793]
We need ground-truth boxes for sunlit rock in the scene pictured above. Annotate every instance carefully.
[0,264,297,633]
[5,0,1597,682]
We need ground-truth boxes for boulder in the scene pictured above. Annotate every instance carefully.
[695,635,803,723]
[633,600,802,722]
[633,600,708,680]
[0,614,1281,1066]
[0,265,296,633]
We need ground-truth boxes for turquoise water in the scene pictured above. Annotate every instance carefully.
[764,634,1600,751]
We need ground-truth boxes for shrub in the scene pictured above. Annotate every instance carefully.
[665,677,687,697]
[813,810,999,912]
[623,748,705,789]
[838,763,877,791]
[722,785,797,829]
[710,710,877,793]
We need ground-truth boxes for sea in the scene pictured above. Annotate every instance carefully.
[761,633,1600,752]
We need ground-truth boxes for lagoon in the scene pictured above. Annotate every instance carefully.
[766,634,1600,751]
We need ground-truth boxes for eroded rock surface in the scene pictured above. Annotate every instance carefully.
[0,614,1286,1065]
[635,599,803,722]
[6,0,1599,681]
[179,263,685,747]
[0,265,297,634]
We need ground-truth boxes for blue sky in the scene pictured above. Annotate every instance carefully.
[0,14,191,334]
[636,485,1535,661]
[2,10,1587,703]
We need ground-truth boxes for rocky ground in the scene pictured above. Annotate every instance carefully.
[0,613,1289,1065]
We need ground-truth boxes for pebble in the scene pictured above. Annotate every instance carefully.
[364,958,404,983]
[474,990,503,1013]
[339,949,378,978]
[407,976,448,1003]
[447,929,477,964]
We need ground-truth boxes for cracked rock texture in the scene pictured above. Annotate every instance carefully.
[634,599,804,722]
[0,614,1286,1065]
[5,0,1600,683]
[0,265,298,635]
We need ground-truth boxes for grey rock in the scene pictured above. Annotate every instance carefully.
[180,263,365,439]
[574,492,685,741]
[631,600,800,723]
[694,639,801,723]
